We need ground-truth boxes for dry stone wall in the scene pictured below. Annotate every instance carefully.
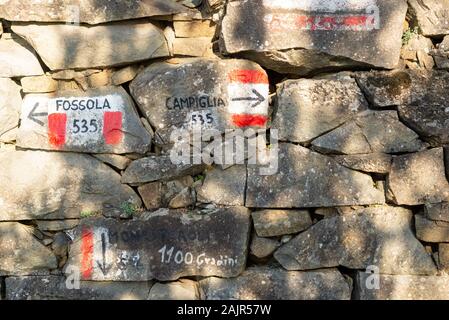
[1,0,449,300]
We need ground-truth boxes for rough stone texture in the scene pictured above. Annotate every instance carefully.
[0,150,141,221]
[17,87,152,154]
[311,111,426,154]
[65,207,250,281]
[93,154,132,170]
[415,214,449,243]
[21,75,59,93]
[250,234,279,259]
[387,148,449,205]
[122,154,205,184]
[200,267,351,300]
[272,78,368,143]
[0,78,22,143]
[440,244,449,272]
[196,165,246,206]
[0,0,187,25]
[12,22,169,70]
[274,206,437,275]
[149,280,199,300]
[0,223,57,276]
[252,210,312,237]
[334,153,392,174]
[356,272,449,300]
[425,202,449,223]
[36,220,79,231]
[174,20,216,37]
[5,276,151,300]
[130,58,270,145]
[173,37,214,57]
[246,144,385,208]
[408,0,449,37]
[220,0,407,73]
[112,65,141,86]
[138,182,164,210]
[0,35,44,77]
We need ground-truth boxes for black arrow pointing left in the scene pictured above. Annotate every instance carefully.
[231,89,266,108]
[28,102,48,126]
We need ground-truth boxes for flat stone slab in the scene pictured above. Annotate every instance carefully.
[17,87,151,154]
[130,58,270,145]
[0,0,187,25]
[274,206,437,275]
[220,0,407,73]
[252,210,312,237]
[246,143,385,208]
[356,272,449,300]
[0,78,22,143]
[408,0,449,37]
[333,153,392,174]
[0,222,57,276]
[0,150,141,221]
[0,35,44,77]
[5,276,151,300]
[415,214,449,243]
[64,207,250,281]
[199,267,351,300]
[12,22,169,70]
[425,202,449,223]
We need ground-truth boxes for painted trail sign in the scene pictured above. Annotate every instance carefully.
[130,58,270,145]
[17,87,151,154]
[64,207,251,281]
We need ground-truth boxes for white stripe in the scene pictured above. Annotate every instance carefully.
[227,83,269,115]
[263,0,377,11]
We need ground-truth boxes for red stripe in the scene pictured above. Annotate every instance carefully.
[81,228,94,280]
[228,70,269,84]
[103,111,123,145]
[232,114,268,128]
[48,113,67,147]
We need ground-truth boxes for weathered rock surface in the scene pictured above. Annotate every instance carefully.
[130,58,270,144]
[311,111,426,154]
[17,87,151,154]
[65,207,250,281]
[21,75,59,93]
[174,20,216,38]
[220,0,407,73]
[440,244,449,272]
[5,276,151,300]
[387,148,449,205]
[246,144,385,208]
[272,78,368,143]
[252,210,312,237]
[12,22,169,70]
[0,0,186,25]
[250,234,279,259]
[408,0,449,37]
[274,206,437,275]
[334,153,392,174]
[122,154,205,184]
[200,267,351,300]
[0,34,44,77]
[93,154,132,170]
[425,202,449,223]
[0,78,22,143]
[415,214,449,243]
[149,280,199,300]
[0,223,57,276]
[196,165,246,206]
[36,220,79,231]
[356,272,449,300]
[0,150,141,221]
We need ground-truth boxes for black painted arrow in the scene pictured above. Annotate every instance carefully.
[231,89,265,108]
[96,232,112,276]
[28,102,48,126]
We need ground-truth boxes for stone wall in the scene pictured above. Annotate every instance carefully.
[1,0,449,300]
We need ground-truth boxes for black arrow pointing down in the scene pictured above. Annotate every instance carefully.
[96,232,112,276]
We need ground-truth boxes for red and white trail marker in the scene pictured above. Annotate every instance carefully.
[227,69,269,128]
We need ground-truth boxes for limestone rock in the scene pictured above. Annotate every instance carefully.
[21,75,59,93]
[425,202,449,223]
[17,87,152,154]
[65,207,250,281]
[0,222,57,276]
[334,153,392,174]
[252,210,312,237]
[356,272,449,300]
[5,276,151,300]
[274,206,437,275]
[0,78,22,143]
[272,78,368,143]
[311,111,427,154]
[173,37,214,57]
[415,214,449,243]
[93,154,132,170]
[130,58,270,145]
[408,0,449,36]
[174,20,216,37]
[36,220,79,231]
[149,280,199,300]
[387,148,449,205]
[12,22,169,70]
[0,150,141,221]
[200,267,351,300]
[111,65,141,86]
[0,34,44,77]
[440,244,449,272]
[220,0,407,74]
[0,0,186,25]
[196,165,246,206]
[246,144,385,208]
[250,234,279,259]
